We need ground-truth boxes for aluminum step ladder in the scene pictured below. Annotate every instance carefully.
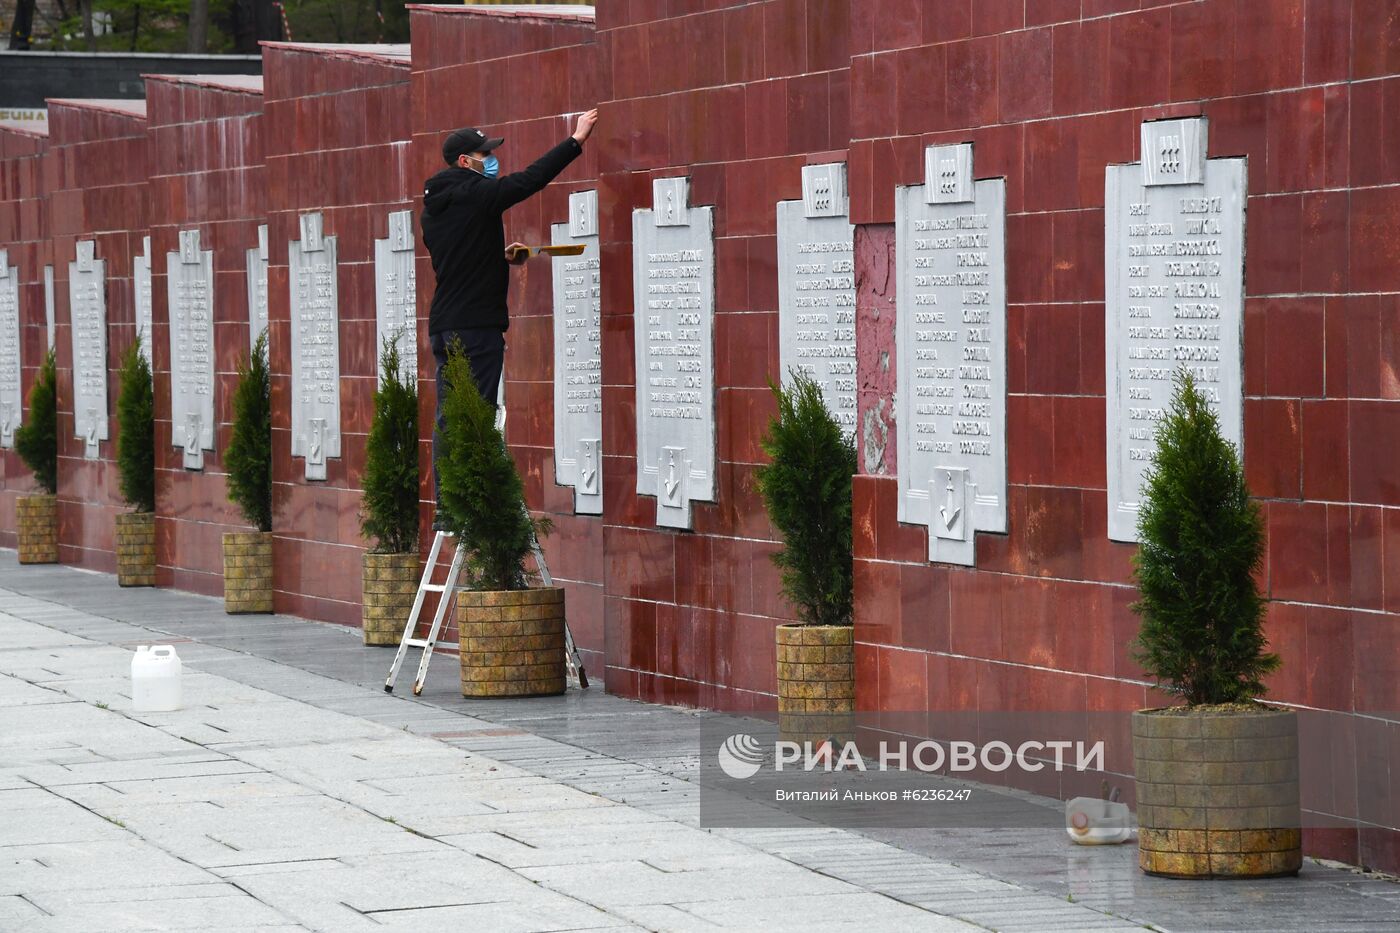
[384,374,588,696]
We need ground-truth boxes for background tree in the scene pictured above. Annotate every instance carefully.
[1131,369,1278,706]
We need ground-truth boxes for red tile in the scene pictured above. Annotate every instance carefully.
[1348,401,1400,506]
[945,37,999,129]
[1169,0,1235,101]
[1267,501,1328,602]
[1301,400,1349,502]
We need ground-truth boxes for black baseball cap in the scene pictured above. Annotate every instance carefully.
[443,127,504,165]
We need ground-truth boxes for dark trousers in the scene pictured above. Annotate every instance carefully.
[431,327,505,509]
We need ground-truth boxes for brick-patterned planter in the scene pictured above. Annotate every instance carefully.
[457,587,566,698]
[223,531,273,614]
[115,511,156,586]
[776,624,855,746]
[16,494,58,564]
[362,551,418,646]
[1133,708,1301,879]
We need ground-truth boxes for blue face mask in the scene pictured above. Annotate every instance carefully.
[482,154,499,178]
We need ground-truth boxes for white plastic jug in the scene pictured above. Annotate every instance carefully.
[131,645,183,712]
[1065,796,1132,845]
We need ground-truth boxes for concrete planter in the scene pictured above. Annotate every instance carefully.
[1133,707,1302,879]
[222,531,273,614]
[16,494,58,564]
[115,511,156,587]
[776,624,855,746]
[362,551,418,646]
[457,587,566,698]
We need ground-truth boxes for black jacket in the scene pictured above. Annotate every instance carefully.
[422,136,582,334]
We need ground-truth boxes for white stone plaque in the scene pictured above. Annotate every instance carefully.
[0,251,20,447]
[633,178,715,530]
[1106,117,1245,542]
[778,163,856,436]
[288,212,340,482]
[133,235,153,364]
[895,143,1008,566]
[43,264,54,349]
[167,229,215,470]
[374,210,418,380]
[246,224,268,355]
[68,240,108,459]
[552,190,602,514]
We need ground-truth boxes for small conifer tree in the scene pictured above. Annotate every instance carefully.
[359,339,419,554]
[115,339,155,513]
[436,343,547,590]
[14,348,57,495]
[225,331,272,532]
[755,371,857,627]
[1131,369,1278,706]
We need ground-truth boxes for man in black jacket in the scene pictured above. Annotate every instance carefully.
[422,109,598,511]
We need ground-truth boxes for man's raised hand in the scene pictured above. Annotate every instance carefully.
[572,109,599,145]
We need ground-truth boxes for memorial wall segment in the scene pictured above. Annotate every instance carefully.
[0,123,49,547]
[850,0,1399,871]
[409,4,602,663]
[263,42,414,624]
[596,0,852,707]
[145,73,265,596]
[46,99,149,571]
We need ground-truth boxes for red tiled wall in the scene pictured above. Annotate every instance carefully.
[595,0,851,708]
[409,7,601,660]
[849,0,1399,872]
[262,44,414,625]
[145,77,265,597]
[0,125,50,546]
[45,101,149,571]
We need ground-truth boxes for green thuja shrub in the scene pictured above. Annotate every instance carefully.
[115,339,155,512]
[755,371,857,627]
[437,342,547,591]
[14,348,57,494]
[225,331,272,532]
[1131,369,1278,706]
[360,340,419,554]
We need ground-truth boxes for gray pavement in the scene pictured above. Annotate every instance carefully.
[2,552,1398,932]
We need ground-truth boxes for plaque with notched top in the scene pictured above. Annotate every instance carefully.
[633,177,716,530]
[0,251,20,448]
[68,240,109,459]
[167,229,216,470]
[552,190,602,515]
[895,143,1008,566]
[1105,117,1245,543]
[133,235,153,365]
[289,212,341,482]
[246,224,268,356]
[777,163,857,437]
[375,210,418,381]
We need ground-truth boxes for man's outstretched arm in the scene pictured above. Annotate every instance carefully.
[489,109,598,212]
